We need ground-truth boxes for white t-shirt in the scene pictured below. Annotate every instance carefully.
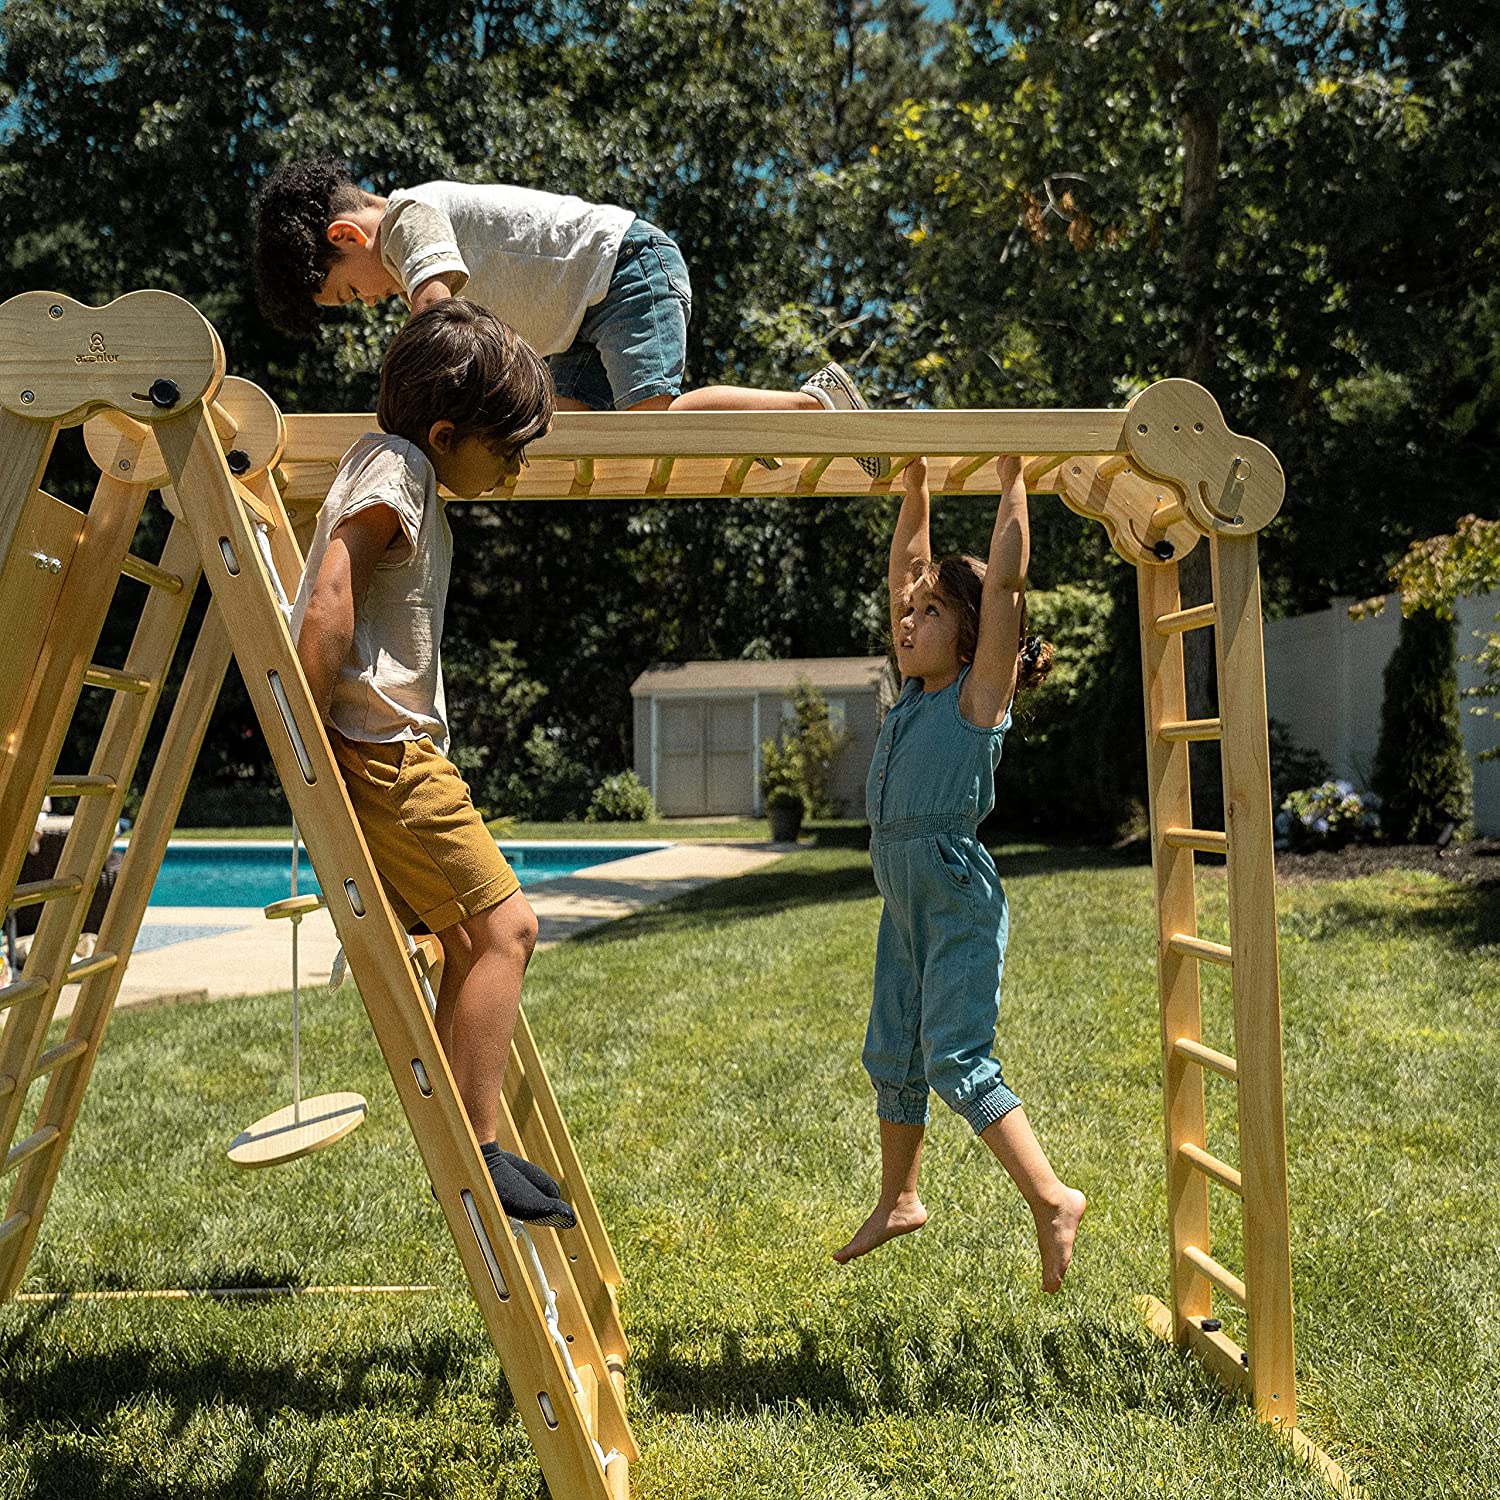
[290,434,452,751]
[378,181,636,355]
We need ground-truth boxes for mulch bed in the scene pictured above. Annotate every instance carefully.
[1274,838,1500,886]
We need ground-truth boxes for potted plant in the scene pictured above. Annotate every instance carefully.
[760,738,806,842]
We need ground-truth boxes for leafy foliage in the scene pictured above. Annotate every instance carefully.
[4,0,1497,830]
[1276,779,1381,851]
[760,680,849,819]
[584,770,658,823]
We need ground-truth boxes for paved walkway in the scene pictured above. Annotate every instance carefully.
[69,842,787,1015]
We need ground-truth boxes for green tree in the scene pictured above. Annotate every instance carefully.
[1371,608,1473,842]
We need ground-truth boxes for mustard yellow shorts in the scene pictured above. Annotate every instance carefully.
[330,731,519,933]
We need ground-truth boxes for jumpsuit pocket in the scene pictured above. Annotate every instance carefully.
[930,835,973,892]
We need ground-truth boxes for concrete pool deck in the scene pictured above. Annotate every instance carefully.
[65,841,788,1016]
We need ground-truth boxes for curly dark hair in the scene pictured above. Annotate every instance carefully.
[907,554,1054,693]
[250,159,368,337]
[378,299,554,455]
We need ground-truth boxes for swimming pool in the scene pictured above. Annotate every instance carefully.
[121,840,669,908]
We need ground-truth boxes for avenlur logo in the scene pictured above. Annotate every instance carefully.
[75,331,118,364]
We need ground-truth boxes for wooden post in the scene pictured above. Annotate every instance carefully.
[1210,534,1297,1431]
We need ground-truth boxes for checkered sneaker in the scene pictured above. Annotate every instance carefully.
[799,362,892,480]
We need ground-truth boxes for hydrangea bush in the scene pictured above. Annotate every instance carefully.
[1275,780,1381,851]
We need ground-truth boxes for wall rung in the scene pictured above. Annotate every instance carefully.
[0,1210,30,1247]
[121,553,184,593]
[1183,1244,1247,1304]
[46,774,117,798]
[83,665,152,695]
[0,977,49,1010]
[1158,717,1221,743]
[4,1125,61,1176]
[1155,603,1218,635]
[1163,827,1227,854]
[66,950,119,983]
[1179,1141,1243,1196]
[1168,933,1233,967]
[1174,1037,1238,1082]
[10,877,83,910]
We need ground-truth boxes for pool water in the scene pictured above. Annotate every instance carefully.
[126,841,666,908]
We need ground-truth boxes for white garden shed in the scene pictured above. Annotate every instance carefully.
[630,657,900,817]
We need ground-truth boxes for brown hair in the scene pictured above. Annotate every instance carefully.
[377,298,554,455]
[907,554,1054,693]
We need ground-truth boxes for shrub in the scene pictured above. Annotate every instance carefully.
[1268,718,1333,810]
[1276,780,1381,851]
[987,581,1144,840]
[1371,607,1473,842]
[585,771,658,823]
[760,680,849,818]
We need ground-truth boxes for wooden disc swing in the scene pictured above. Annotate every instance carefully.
[225,825,368,1170]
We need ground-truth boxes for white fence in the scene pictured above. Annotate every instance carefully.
[1263,591,1499,837]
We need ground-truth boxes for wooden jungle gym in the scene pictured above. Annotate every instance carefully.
[0,290,1352,1495]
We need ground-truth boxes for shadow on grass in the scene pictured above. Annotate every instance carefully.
[635,1313,1234,1424]
[0,1314,492,1436]
[573,838,1147,950]
[572,858,879,947]
[1285,879,1500,954]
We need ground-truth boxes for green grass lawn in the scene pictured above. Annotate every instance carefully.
[1,847,1494,1498]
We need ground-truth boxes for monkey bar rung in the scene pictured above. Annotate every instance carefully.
[1163,826,1227,854]
[1168,933,1234,967]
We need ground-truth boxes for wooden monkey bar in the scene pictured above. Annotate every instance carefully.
[0,288,1357,1498]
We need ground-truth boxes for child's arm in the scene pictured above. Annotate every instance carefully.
[960,456,1029,729]
[409,272,463,315]
[889,457,932,646]
[295,506,402,721]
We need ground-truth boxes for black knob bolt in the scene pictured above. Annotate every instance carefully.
[226,449,251,475]
[1201,1318,1222,1332]
[1152,539,1176,561]
[147,378,180,409]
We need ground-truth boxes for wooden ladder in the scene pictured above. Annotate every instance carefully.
[0,289,633,1499]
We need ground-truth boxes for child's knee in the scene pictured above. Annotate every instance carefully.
[470,893,538,966]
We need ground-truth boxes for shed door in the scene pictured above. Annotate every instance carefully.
[655,698,754,816]
[705,699,753,814]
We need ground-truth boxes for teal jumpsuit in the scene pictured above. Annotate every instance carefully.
[864,665,1022,1133]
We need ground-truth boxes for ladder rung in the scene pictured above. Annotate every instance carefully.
[1179,1142,1243,1196]
[0,1040,88,1100]
[9,877,83,909]
[1183,1244,1247,1304]
[83,665,152,695]
[1168,933,1233,967]
[121,553,185,594]
[4,1125,61,1175]
[1162,826,1227,854]
[66,949,119,983]
[1158,717,1221,743]
[46,774,117,798]
[34,1038,88,1079]
[1155,603,1217,635]
[0,1210,30,1247]
[1174,1037,1239,1082]
[0,976,48,1010]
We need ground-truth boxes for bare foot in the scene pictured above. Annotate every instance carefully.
[832,1195,928,1264]
[1035,1187,1087,1293]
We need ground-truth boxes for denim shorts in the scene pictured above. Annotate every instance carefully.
[549,218,691,411]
